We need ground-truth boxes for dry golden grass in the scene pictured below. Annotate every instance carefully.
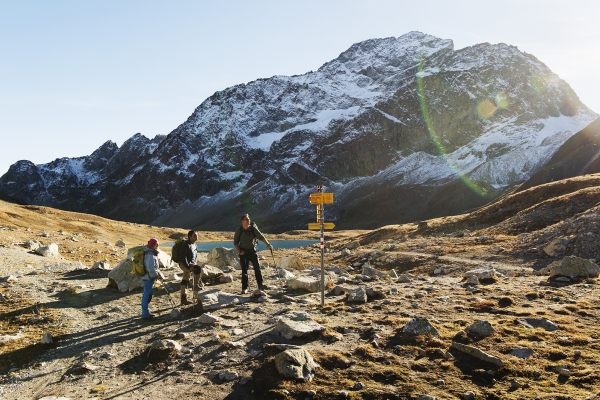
[0,289,67,374]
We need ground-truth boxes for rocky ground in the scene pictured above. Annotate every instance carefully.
[1,175,600,400]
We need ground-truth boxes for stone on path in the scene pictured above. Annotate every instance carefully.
[41,332,53,344]
[346,241,360,250]
[274,317,325,339]
[201,264,224,280]
[543,237,569,257]
[219,370,239,381]
[92,261,111,270]
[198,313,222,324]
[510,347,534,359]
[362,262,388,279]
[347,287,367,303]
[516,318,560,331]
[402,317,440,336]
[465,320,495,338]
[288,276,334,293]
[151,339,182,351]
[219,273,234,283]
[199,289,252,310]
[451,342,504,367]
[274,348,319,381]
[543,256,599,279]
[35,243,60,258]
[24,239,41,250]
[464,268,496,282]
[279,256,305,271]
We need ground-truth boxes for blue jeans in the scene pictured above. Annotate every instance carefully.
[141,279,155,318]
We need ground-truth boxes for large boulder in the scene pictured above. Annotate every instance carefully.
[35,243,60,258]
[279,256,305,271]
[207,247,239,269]
[156,250,173,269]
[274,348,319,381]
[543,256,599,279]
[287,276,334,293]
[107,247,172,292]
[107,258,142,292]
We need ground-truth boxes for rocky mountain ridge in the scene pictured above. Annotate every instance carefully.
[0,31,597,231]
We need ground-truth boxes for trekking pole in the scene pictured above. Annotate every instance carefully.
[270,247,286,289]
[160,280,178,310]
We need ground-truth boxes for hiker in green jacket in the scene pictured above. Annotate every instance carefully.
[178,230,201,305]
[233,214,272,294]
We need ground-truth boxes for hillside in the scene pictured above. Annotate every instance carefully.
[1,174,600,399]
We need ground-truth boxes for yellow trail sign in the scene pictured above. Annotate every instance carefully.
[308,222,335,230]
[309,192,334,204]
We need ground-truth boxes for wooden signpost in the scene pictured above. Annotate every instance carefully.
[308,185,334,306]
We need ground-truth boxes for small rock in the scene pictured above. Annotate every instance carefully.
[41,332,53,344]
[462,391,475,400]
[219,370,239,381]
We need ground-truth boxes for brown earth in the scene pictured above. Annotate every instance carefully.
[1,175,600,399]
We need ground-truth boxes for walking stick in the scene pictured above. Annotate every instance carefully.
[160,280,178,310]
[271,247,286,287]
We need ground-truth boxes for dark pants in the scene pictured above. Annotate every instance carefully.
[239,249,263,290]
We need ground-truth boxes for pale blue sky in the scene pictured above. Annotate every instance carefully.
[0,0,598,175]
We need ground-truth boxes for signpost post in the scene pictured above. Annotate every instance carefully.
[307,185,334,306]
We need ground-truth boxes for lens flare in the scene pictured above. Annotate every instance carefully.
[495,92,510,109]
[416,53,490,198]
[477,99,497,119]
[530,74,547,95]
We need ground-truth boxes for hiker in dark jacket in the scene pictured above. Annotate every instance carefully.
[178,230,201,305]
[233,214,272,294]
[142,238,163,320]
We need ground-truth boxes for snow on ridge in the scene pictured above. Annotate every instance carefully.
[245,106,361,150]
[331,111,597,192]
[43,158,100,185]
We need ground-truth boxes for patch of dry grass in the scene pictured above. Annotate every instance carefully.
[0,289,66,374]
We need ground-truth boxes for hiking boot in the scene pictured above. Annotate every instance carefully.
[180,294,192,305]
[241,289,249,295]
[259,284,269,290]
[142,314,155,320]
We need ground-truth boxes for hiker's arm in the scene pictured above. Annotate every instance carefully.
[144,252,158,279]
[254,227,272,249]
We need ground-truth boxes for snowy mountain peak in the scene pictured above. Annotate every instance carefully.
[0,32,597,231]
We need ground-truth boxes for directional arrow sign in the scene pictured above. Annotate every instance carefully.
[308,222,335,230]
[309,192,334,204]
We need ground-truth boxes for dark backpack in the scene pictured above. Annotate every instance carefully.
[171,238,185,263]
[236,223,258,247]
